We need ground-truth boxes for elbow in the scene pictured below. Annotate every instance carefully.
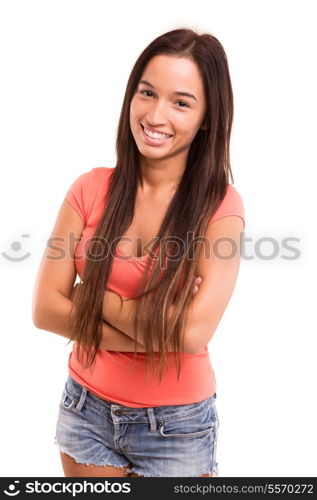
[32,289,45,328]
[33,319,43,330]
[32,306,44,329]
[185,346,200,355]
[33,317,42,330]
[32,290,56,330]
[185,342,204,355]
[184,334,202,355]
[184,326,215,355]
[185,341,208,355]
[32,297,47,329]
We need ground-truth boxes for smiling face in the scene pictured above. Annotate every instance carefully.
[130,55,207,163]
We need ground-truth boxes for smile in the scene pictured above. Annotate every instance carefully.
[140,124,173,146]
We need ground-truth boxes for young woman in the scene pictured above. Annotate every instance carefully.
[32,28,245,478]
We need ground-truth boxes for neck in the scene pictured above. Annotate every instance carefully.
[139,156,186,194]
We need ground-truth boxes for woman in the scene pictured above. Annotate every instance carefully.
[32,28,245,477]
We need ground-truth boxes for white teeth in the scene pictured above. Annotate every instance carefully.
[143,126,171,140]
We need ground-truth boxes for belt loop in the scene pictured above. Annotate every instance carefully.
[146,407,157,432]
[75,386,88,412]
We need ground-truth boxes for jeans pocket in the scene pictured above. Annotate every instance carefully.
[158,404,216,439]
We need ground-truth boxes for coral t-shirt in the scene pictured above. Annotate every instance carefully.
[65,167,245,408]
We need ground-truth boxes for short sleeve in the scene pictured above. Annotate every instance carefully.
[209,185,245,230]
[64,170,92,224]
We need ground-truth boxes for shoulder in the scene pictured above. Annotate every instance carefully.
[65,166,115,224]
[90,167,115,200]
[66,166,114,198]
[209,184,245,230]
[91,166,115,180]
[85,166,115,190]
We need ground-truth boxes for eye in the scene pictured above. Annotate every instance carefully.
[175,100,190,108]
[139,90,153,98]
[138,90,190,108]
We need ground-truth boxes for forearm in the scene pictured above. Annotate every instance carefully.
[32,290,78,340]
[33,290,151,352]
[104,296,184,352]
[101,320,184,352]
[100,321,146,352]
[104,295,139,341]
[103,291,176,345]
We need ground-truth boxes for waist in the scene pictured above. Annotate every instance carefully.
[68,344,216,408]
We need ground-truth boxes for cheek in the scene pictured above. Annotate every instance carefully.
[129,105,141,132]
[129,98,140,120]
[129,101,136,120]
[178,124,198,140]
[173,114,198,134]
[130,96,147,116]
[186,119,203,139]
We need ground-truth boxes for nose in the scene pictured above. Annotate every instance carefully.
[146,100,169,128]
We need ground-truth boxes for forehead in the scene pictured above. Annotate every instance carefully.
[140,55,204,97]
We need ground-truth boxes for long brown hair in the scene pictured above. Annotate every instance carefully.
[67,28,234,383]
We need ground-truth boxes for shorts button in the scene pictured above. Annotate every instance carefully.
[114,410,123,415]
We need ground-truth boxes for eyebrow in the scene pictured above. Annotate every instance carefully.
[138,79,198,102]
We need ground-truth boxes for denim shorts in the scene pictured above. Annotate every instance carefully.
[54,375,219,477]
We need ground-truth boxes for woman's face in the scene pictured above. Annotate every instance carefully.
[130,55,207,161]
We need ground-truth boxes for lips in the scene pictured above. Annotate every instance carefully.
[141,124,173,138]
[140,124,173,146]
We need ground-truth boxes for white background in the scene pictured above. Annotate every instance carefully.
[1,0,316,477]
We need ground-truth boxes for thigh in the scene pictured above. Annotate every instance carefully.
[60,451,131,477]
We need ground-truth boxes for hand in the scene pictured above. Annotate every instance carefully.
[193,276,202,295]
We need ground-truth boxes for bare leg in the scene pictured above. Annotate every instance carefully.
[60,451,131,477]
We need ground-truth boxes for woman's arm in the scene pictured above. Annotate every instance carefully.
[71,283,202,352]
[103,214,243,356]
[102,278,202,345]
[70,284,181,352]
[33,286,148,352]
[102,291,147,344]
[101,321,146,352]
